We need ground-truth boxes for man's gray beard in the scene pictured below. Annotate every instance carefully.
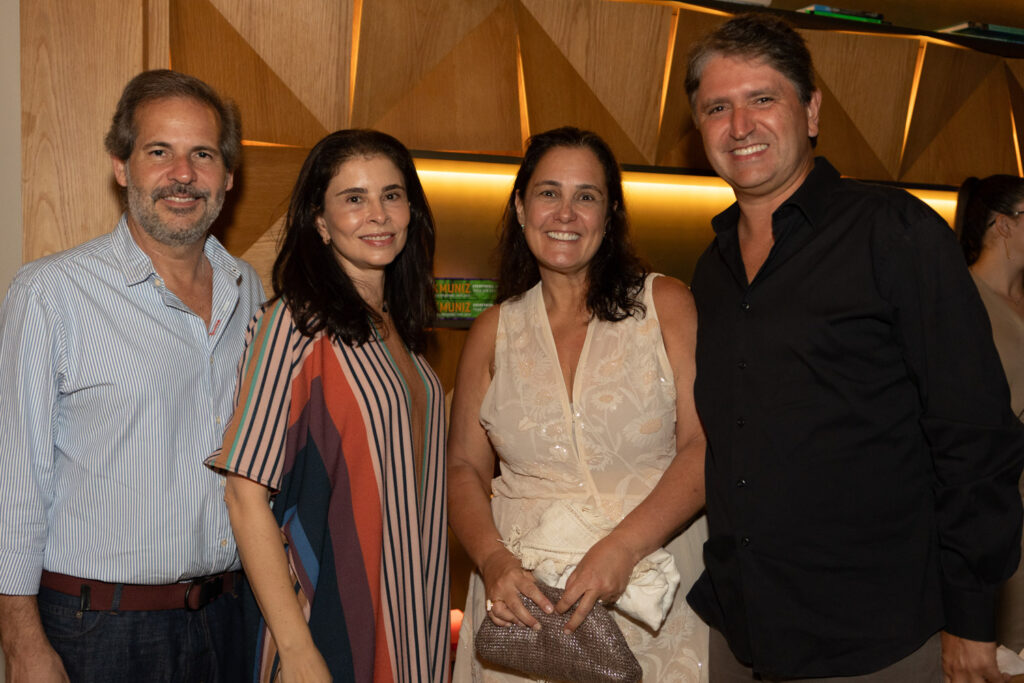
[125,166,226,247]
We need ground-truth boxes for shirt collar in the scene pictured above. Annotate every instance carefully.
[111,213,242,287]
[710,156,841,236]
[778,157,841,231]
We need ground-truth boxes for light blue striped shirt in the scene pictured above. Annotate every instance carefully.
[0,216,265,593]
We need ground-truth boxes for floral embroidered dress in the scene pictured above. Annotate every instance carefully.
[453,274,708,682]
[208,299,450,683]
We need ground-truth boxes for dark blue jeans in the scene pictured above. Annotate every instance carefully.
[39,585,246,683]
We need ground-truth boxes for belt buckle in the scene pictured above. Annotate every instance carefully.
[184,575,223,611]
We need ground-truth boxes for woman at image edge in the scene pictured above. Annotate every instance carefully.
[449,127,709,681]
[955,174,1024,653]
[206,130,449,682]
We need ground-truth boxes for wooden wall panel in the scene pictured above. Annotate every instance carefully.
[366,2,521,154]
[657,8,728,168]
[803,30,918,181]
[238,215,285,296]
[516,1,644,162]
[902,43,1017,184]
[214,145,310,258]
[812,77,891,181]
[518,0,672,163]
[211,0,351,132]
[1008,60,1024,172]
[21,0,143,261]
[145,0,171,70]
[169,0,328,147]
[352,0,507,132]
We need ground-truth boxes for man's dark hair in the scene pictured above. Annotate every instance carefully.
[496,126,647,322]
[272,129,436,353]
[955,175,1024,265]
[685,13,816,107]
[105,69,242,171]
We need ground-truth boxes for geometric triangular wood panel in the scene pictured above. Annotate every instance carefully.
[901,43,1016,184]
[803,30,917,181]
[213,145,311,257]
[519,0,671,163]
[368,1,521,155]
[814,73,892,181]
[515,0,646,164]
[240,214,286,295]
[169,0,328,146]
[210,0,352,131]
[352,0,506,129]
[657,8,727,169]
[1008,60,1024,174]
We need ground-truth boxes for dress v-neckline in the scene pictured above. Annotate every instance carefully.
[532,283,596,413]
[372,322,433,506]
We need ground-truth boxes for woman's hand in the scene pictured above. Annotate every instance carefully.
[480,548,555,629]
[278,643,332,682]
[556,532,637,633]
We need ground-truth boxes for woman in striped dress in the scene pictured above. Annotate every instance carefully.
[206,130,449,682]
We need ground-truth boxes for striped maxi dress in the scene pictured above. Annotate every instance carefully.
[207,299,450,682]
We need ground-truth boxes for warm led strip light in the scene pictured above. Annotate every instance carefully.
[412,156,957,226]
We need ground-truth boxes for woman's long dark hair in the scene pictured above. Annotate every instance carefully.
[496,127,646,321]
[955,174,1024,266]
[272,129,436,352]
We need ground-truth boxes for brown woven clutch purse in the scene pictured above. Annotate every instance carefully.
[474,583,642,683]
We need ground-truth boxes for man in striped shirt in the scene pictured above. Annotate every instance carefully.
[0,70,264,682]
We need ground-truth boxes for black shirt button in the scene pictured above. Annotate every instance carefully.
[736,417,745,428]
[737,360,747,370]
[736,478,747,487]
[741,537,751,546]
[741,301,750,311]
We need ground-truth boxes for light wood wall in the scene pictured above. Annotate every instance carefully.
[20,0,1024,388]
[0,0,19,299]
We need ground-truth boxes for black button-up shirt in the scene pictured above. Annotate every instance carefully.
[687,158,1024,678]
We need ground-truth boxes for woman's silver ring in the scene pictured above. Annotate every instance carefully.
[486,598,496,612]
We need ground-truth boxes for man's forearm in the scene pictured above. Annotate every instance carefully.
[0,593,68,682]
[0,594,48,653]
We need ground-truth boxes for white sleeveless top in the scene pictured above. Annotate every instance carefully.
[455,273,708,683]
[481,273,677,523]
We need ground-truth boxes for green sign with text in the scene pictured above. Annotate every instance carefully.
[434,278,497,320]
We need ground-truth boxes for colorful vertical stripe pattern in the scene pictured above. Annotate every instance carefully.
[209,299,450,682]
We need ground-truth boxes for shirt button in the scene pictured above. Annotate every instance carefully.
[220,539,228,547]
[736,417,745,428]
[741,301,750,311]
[741,537,751,546]
[736,478,747,487]
[215,416,222,425]
[210,357,215,365]
[737,360,747,370]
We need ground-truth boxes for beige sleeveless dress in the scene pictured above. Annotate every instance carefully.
[453,274,709,682]
[971,271,1024,651]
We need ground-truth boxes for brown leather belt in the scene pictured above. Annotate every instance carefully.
[40,570,238,611]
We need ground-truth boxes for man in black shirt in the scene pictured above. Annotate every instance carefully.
[684,14,1024,682]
